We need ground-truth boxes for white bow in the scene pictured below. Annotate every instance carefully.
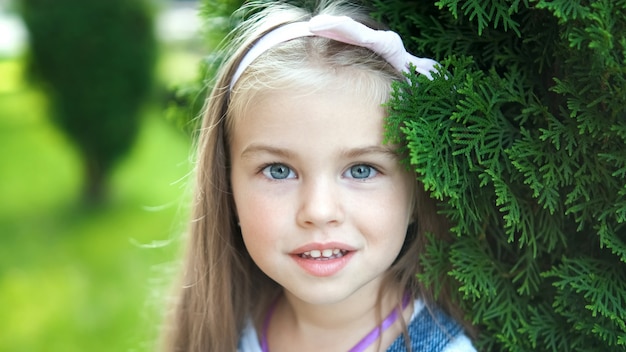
[230,14,439,89]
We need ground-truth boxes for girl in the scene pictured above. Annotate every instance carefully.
[163,1,476,351]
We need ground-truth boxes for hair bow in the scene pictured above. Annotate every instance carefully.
[230,14,439,89]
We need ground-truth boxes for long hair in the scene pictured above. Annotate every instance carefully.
[162,1,472,351]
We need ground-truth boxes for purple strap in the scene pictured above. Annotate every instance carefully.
[348,293,411,352]
[261,293,411,352]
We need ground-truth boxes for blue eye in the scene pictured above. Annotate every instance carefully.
[346,164,377,179]
[262,163,295,180]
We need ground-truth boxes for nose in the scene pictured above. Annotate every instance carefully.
[296,177,344,228]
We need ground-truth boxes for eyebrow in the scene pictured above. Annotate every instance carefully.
[341,145,400,159]
[240,145,296,159]
[240,144,399,160]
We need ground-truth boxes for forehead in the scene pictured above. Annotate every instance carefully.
[227,67,393,131]
[229,84,388,151]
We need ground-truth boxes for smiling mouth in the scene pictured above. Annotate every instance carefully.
[299,249,349,260]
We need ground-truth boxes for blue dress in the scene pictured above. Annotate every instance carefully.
[386,300,472,351]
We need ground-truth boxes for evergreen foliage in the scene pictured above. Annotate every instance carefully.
[165,0,245,135]
[372,0,626,350]
[20,0,157,202]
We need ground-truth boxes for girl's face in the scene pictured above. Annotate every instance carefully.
[229,83,415,306]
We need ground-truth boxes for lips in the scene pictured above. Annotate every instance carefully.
[290,243,356,277]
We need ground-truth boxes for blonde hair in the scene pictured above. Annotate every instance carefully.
[162,1,470,351]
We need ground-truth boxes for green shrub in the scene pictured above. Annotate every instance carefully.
[372,0,626,350]
[21,0,157,202]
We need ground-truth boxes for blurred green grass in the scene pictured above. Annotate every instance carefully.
[0,51,198,351]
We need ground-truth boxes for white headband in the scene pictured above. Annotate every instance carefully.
[230,14,439,89]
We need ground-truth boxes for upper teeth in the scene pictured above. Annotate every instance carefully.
[302,249,343,259]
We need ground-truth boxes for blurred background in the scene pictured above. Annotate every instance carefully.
[0,0,209,350]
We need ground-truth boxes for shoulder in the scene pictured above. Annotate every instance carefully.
[238,319,263,352]
[386,299,476,352]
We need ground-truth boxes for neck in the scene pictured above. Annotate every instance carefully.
[285,289,382,329]
[265,283,411,352]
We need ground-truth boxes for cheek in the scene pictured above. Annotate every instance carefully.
[373,183,415,246]
[375,208,411,248]
[350,191,410,238]
[235,193,287,254]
